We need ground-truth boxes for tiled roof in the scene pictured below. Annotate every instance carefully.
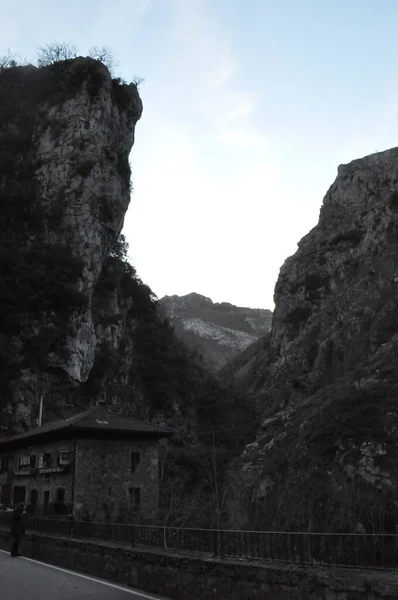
[75,408,173,435]
[0,406,172,449]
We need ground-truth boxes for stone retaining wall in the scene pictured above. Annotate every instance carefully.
[1,528,398,599]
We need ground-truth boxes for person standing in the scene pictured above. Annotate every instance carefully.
[10,503,25,557]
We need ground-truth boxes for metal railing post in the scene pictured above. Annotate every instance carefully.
[298,533,305,564]
[131,524,136,547]
[219,529,224,559]
[212,529,219,557]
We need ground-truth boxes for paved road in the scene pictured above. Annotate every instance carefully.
[0,549,167,600]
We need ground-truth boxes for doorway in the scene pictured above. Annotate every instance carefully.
[56,488,65,503]
[0,483,11,505]
[12,485,26,505]
[26,488,39,515]
[30,489,38,505]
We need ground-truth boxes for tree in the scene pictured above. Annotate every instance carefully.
[0,50,18,70]
[37,42,77,66]
[110,234,129,261]
[89,45,118,75]
[131,75,144,88]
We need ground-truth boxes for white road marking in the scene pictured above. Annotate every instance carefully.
[0,548,163,599]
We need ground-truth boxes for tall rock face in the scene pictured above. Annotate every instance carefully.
[229,148,398,533]
[0,58,142,431]
[158,293,272,371]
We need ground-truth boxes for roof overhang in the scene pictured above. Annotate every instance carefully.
[0,426,173,453]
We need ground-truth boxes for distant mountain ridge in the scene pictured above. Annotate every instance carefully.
[158,293,272,371]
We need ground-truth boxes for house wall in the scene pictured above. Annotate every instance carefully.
[0,440,74,508]
[0,435,162,520]
[73,438,159,521]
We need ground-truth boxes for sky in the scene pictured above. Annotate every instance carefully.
[3,0,398,309]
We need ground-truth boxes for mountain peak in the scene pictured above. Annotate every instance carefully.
[158,293,272,371]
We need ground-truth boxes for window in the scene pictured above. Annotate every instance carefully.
[128,487,141,509]
[0,456,9,473]
[58,451,70,466]
[18,455,36,470]
[43,452,52,468]
[131,452,140,473]
[43,491,50,506]
[19,456,31,469]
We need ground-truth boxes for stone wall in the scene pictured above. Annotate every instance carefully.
[74,438,159,520]
[1,528,398,599]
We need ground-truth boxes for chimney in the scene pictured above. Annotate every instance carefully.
[37,395,44,427]
[96,399,108,419]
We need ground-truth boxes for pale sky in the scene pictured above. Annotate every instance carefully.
[3,0,398,309]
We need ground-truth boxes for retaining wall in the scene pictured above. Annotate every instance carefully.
[1,528,398,599]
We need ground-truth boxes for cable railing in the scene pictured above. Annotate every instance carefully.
[0,513,397,570]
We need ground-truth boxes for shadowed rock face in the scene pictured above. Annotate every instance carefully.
[228,148,398,532]
[0,58,142,430]
[158,293,272,371]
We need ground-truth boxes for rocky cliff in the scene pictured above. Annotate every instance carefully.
[158,293,272,371]
[0,57,143,432]
[228,148,398,533]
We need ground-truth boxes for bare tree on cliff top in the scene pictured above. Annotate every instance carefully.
[37,42,77,66]
[89,45,118,75]
[0,50,19,70]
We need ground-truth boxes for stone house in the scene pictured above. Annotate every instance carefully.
[0,403,172,521]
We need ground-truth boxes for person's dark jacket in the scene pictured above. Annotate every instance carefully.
[10,508,25,536]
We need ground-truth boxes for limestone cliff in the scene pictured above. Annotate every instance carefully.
[228,148,398,533]
[158,293,272,371]
[0,58,142,431]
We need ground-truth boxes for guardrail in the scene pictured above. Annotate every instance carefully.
[1,513,397,569]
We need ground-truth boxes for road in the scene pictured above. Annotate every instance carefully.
[0,549,167,600]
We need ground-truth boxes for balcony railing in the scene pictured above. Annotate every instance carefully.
[10,466,70,477]
[1,512,397,570]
